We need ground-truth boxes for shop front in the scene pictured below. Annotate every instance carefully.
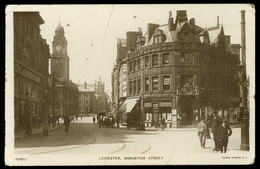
[144,98,173,128]
[118,97,141,127]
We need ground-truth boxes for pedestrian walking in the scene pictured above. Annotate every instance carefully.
[93,116,96,123]
[161,117,166,131]
[76,114,78,121]
[126,116,130,130]
[42,118,49,136]
[81,114,83,120]
[218,120,232,153]
[210,113,222,151]
[205,117,211,139]
[64,114,71,136]
[98,116,103,127]
[116,115,120,128]
[197,119,207,148]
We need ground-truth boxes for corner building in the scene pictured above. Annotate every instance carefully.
[113,11,240,128]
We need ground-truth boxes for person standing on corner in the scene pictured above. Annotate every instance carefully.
[218,120,232,153]
[197,119,207,148]
[210,113,222,151]
[64,114,71,136]
[93,116,96,123]
[161,117,166,131]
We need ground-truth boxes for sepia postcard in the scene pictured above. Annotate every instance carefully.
[5,4,255,166]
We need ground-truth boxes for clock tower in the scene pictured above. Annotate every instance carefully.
[51,22,69,80]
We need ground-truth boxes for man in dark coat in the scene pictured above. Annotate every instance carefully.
[218,120,232,153]
[211,114,222,151]
[64,114,71,136]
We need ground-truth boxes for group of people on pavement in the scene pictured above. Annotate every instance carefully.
[197,113,232,153]
[98,115,116,128]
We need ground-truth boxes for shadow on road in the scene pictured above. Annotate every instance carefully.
[15,122,159,149]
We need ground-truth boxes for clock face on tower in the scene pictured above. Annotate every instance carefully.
[56,45,62,51]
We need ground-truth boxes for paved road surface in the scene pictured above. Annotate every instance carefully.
[14,116,251,165]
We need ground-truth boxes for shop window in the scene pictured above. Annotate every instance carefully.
[145,78,149,92]
[163,76,170,91]
[152,54,159,67]
[167,113,172,120]
[163,53,170,65]
[152,77,159,91]
[145,56,149,68]
[146,113,152,121]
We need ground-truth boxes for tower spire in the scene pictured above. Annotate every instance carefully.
[217,16,219,27]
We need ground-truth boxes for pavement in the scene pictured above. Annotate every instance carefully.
[15,119,65,140]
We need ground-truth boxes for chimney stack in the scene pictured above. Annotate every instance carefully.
[241,10,246,67]
[168,11,174,31]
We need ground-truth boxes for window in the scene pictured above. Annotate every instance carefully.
[201,76,206,88]
[163,76,170,91]
[163,53,170,65]
[145,78,149,92]
[152,77,159,91]
[134,60,137,71]
[146,113,152,121]
[86,101,88,104]
[181,75,193,87]
[129,81,132,95]
[145,56,149,68]
[180,52,185,64]
[137,59,141,70]
[152,54,159,67]
[134,80,136,94]
[138,79,141,94]
[129,61,132,72]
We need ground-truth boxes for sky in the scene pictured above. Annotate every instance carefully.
[7,4,255,96]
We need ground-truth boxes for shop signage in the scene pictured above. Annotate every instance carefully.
[172,109,177,115]
[153,103,158,108]
[144,102,152,108]
[159,102,172,107]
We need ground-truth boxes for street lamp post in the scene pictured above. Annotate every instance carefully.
[240,10,249,151]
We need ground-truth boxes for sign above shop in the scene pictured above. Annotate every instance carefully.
[159,102,171,107]
[144,102,152,108]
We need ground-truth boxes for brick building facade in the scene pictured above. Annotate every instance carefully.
[14,12,50,132]
[112,10,240,128]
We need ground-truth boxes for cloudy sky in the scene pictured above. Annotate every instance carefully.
[7,4,255,96]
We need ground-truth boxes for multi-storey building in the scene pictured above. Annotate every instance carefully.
[95,78,109,113]
[112,10,241,128]
[77,82,97,115]
[50,23,79,117]
[14,12,50,132]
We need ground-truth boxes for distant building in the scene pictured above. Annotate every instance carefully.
[14,12,50,132]
[77,82,97,115]
[112,10,240,128]
[76,78,109,115]
[50,22,79,117]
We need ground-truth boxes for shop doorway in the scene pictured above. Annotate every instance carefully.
[181,106,193,126]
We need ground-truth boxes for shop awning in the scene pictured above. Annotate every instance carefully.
[118,98,139,113]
